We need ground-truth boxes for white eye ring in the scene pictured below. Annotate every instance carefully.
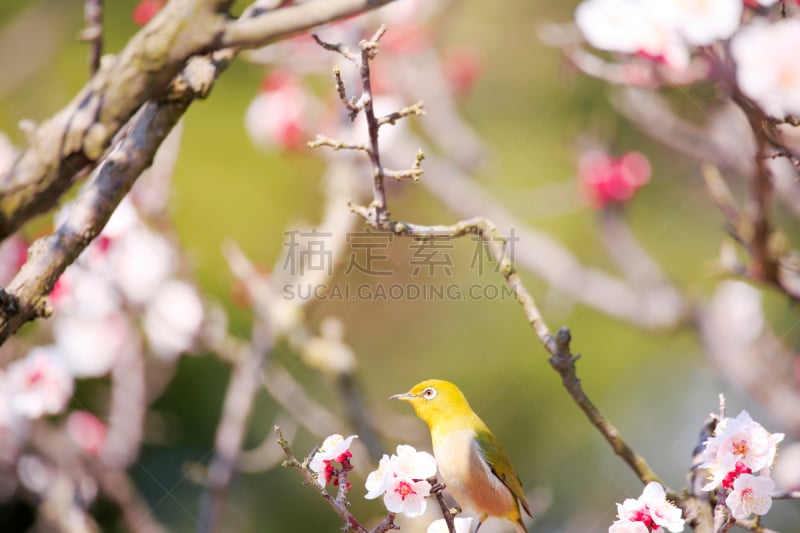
[422,387,437,399]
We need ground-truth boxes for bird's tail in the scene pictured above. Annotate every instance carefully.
[513,517,528,533]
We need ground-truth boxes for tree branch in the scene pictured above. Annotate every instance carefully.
[0,0,231,239]
[274,426,398,533]
[221,0,397,49]
[312,25,666,493]
[547,328,666,488]
[0,96,188,344]
[80,0,104,75]
[0,0,401,241]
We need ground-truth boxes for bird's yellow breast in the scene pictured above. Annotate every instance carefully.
[432,427,517,519]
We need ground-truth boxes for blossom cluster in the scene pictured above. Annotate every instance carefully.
[0,194,205,464]
[311,434,471,530]
[609,482,685,533]
[574,0,800,118]
[48,197,205,373]
[698,410,783,520]
[365,444,438,518]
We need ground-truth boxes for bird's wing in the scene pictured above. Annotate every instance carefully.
[474,427,532,517]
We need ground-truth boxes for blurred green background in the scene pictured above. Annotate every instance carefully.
[1,1,799,532]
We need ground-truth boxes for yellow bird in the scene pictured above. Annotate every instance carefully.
[391,379,531,533]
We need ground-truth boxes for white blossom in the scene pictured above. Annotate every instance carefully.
[609,520,650,533]
[672,0,741,46]
[301,318,355,375]
[364,444,438,518]
[700,410,784,491]
[732,19,800,118]
[309,434,357,488]
[53,312,131,377]
[107,226,177,304]
[427,517,474,533]
[8,347,74,419]
[725,473,775,520]
[143,280,204,361]
[575,0,689,68]
[613,482,684,533]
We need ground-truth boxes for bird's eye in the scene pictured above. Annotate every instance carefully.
[422,387,437,399]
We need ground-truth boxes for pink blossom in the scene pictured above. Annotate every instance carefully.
[381,23,432,54]
[443,46,484,97]
[743,0,780,6]
[132,0,164,26]
[245,70,310,151]
[67,411,107,456]
[0,234,27,287]
[8,347,74,419]
[579,150,651,208]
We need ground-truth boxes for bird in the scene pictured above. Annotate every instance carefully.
[391,379,531,533]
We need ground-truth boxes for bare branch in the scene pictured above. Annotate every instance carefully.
[311,34,359,64]
[547,328,666,489]
[0,97,189,344]
[221,0,397,49]
[0,0,231,238]
[80,0,103,75]
[429,478,458,533]
[333,66,362,120]
[377,101,425,127]
[308,134,370,153]
[274,426,395,533]
[198,329,273,533]
[0,0,400,240]
[382,149,425,182]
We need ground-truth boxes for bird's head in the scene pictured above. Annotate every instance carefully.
[390,379,473,428]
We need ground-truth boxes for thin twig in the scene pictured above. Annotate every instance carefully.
[429,478,457,533]
[546,328,666,489]
[732,92,779,284]
[80,0,103,75]
[377,101,425,127]
[333,65,361,120]
[772,491,800,500]
[197,327,273,533]
[275,426,399,533]
[308,134,370,153]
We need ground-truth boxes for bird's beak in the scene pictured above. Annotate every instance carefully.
[389,391,414,401]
